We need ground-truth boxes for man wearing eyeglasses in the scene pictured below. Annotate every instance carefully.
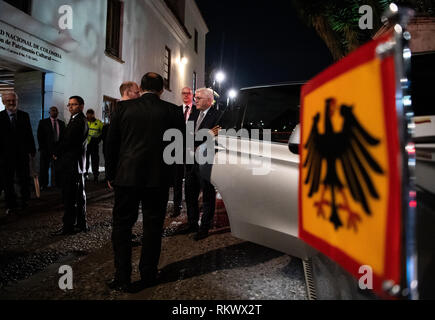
[170,87,196,218]
[52,96,89,236]
[184,88,221,241]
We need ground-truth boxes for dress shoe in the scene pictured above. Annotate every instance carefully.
[138,270,159,288]
[177,225,198,235]
[193,229,209,241]
[138,276,158,289]
[107,278,132,293]
[51,228,75,236]
[170,208,181,218]
[74,225,90,233]
[19,202,29,210]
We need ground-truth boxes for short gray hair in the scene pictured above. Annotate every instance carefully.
[1,91,18,99]
[195,87,214,100]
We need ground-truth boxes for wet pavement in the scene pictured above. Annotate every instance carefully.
[0,182,307,300]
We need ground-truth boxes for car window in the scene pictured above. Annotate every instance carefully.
[218,84,302,143]
[411,52,435,116]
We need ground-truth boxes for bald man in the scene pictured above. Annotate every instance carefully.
[106,72,184,292]
[119,81,141,101]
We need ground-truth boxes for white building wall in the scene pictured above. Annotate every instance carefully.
[9,0,208,121]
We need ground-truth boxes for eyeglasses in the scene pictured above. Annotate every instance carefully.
[67,103,80,107]
[194,97,206,100]
[182,92,192,95]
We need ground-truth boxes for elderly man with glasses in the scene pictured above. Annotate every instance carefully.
[0,91,36,214]
[183,88,221,240]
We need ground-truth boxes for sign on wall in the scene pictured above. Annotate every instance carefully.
[0,21,64,74]
[299,32,402,297]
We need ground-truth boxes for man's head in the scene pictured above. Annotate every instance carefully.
[181,87,193,105]
[86,109,95,121]
[140,72,164,96]
[49,106,59,119]
[1,91,18,113]
[68,96,84,116]
[194,88,214,111]
[119,81,141,101]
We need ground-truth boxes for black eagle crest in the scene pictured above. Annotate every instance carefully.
[303,98,384,231]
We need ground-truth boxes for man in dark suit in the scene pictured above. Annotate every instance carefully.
[37,106,65,189]
[0,91,36,213]
[52,96,89,235]
[170,86,196,218]
[185,88,221,241]
[105,72,184,292]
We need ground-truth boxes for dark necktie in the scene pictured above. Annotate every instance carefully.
[10,113,16,129]
[184,106,190,122]
[53,119,59,142]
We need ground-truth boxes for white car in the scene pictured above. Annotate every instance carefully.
[202,83,317,260]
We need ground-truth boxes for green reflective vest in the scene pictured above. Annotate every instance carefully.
[87,119,103,143]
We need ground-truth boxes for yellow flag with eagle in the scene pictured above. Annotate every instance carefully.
[299,32,402,297]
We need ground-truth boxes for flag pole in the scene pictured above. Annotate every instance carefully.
[380,3,418,299]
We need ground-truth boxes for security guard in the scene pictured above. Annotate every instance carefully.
[85,109,103,182]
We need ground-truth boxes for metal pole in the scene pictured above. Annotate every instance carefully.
[383,4,418,299]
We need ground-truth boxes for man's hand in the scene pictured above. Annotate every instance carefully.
[107,180,114,191]
[53,155,58,160]
[209,125,221,137]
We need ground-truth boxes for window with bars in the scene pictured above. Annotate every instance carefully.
[163,46,171,90]
[105,0,123,59]
[192,71,197,93]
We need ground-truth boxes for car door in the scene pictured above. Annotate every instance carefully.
[209,84,317,259]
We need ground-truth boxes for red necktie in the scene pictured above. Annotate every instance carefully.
[184,106,190,122]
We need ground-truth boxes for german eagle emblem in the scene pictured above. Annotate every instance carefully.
[303,98,384,231]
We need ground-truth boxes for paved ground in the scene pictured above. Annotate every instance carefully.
[0,182,307,300]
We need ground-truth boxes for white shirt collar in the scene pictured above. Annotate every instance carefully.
[200,106,211,117]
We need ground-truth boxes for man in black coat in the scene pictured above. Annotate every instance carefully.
[105,72,184,292]
[52,96,89,235]
[37,106,65,189]
[170,86,196,218]
[184,87,221,240]
[0,91,36,213]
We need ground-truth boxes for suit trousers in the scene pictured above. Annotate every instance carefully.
[185,164,216,231]
[61,172,86,231]
[173,164,184,209]
[40,150,56,188]
[3,152,30,208]
[86,139,100,177]
[112,186,169,283]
